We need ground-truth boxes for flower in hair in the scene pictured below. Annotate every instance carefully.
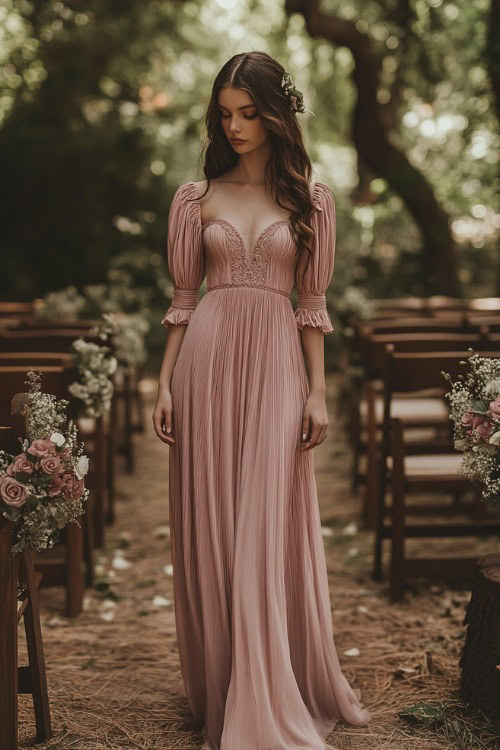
[280,71,315,116]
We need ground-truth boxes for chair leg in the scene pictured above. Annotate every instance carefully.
[20,548,52,742]
[124,371,134,474]
[132,369,145,433]
[364,381,379,530]
[0,525,19,750]
[372,454,386,581]
[82,496,95,588]
[92,416,106,547]
[390,418,406,602]
[106,399,117,525]
[65,522,84,618]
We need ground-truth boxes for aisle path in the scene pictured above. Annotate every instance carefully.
[17,374,489,749]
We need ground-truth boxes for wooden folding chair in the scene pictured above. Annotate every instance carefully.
[372,350,500,601]
[0,367,87,617]
[0,406,52,750]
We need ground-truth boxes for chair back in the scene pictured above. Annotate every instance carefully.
[0,365,73,424]
[0,329,103,353]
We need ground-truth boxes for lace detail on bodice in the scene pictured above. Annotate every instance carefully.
[202,218,291,288]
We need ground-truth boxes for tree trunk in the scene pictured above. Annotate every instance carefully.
[286,0,459,295]
[459,553,500,722]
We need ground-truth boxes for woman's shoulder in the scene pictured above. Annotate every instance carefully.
[310,181,334,211]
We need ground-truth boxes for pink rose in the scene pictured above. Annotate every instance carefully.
[40,455,61,475]
[474,420,492,441]
[488,398,500,421]
[61,472,84,500]
[461,411,475,428]
[6,454,34,477]
[68,478,85,500]
[47,475,65,497]
[29,438,57,458]
[0,476,28,507]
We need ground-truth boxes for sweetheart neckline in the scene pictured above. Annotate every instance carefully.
[200,217,291,264]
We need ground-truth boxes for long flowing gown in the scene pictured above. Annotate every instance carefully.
[161,180,371,750]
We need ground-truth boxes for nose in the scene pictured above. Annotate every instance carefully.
[228,117,242,134]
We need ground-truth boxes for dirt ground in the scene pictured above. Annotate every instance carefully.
[17,373,500,750]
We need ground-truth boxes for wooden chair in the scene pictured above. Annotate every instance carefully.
[0,367,88,616]
[0,404,52,750]
[351,325,488,497]
[359,331,491,528]
[0,354,95,583]
[0,333,117,547]
[372,350,500,601]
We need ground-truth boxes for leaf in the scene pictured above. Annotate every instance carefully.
[470,399,489,414]
[398,701,446,725]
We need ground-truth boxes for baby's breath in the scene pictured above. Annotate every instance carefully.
[443,351,500,507]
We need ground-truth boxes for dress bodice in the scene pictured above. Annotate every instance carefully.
[202,216,296,297]
[161,180,337,335]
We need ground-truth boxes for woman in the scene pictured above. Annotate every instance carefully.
[153,51,371,750]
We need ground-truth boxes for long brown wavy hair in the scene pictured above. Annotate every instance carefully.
[193,51,316,262]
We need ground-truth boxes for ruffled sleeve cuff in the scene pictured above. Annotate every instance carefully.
[294,292,334,334]
[161,306,194,328]
[161,287,199,328]
[295,306,334,334]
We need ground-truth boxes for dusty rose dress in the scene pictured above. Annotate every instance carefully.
[161,181,371,750]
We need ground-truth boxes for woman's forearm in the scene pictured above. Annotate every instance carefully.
[157,325,188,392]
[299,326,326,395]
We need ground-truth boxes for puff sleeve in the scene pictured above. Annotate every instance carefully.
[294,182,336,334]
[161,182,206,328]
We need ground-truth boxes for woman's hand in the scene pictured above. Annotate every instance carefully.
[300,391,328,451]
[152,387,175,445]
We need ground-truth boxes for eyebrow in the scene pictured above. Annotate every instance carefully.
[218,103,256,111]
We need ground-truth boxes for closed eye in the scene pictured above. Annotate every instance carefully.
[220,112,258,120]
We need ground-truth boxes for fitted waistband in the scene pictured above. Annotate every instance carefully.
[206,284,290,299]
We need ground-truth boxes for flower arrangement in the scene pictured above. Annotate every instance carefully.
[90,311,149,369]
[0,371,90,554]
[442,351,500,506]
[68,337,117,418]
[33,285,87,321]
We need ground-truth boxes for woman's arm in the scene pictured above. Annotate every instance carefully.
[152,326,187,445]
[299,327,328,451]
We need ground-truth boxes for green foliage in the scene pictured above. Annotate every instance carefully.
[0,0,497,303]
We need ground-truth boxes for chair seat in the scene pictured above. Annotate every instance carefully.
[389,452,464,478]
[360,396,448,424]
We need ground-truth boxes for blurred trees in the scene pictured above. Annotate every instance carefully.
[0,0,497,300]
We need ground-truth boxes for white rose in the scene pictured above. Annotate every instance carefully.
[454,439,467,451]
[489,431,500,446]
[108,356,118,375]
[50,432,66,447]
[75,455,90,479]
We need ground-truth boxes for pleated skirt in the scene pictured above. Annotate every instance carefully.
[168,286,370,750]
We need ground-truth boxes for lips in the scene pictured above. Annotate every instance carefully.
[230,139,246,144]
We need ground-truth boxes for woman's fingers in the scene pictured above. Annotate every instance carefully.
[152,407,175,444]
[300,421,328,451]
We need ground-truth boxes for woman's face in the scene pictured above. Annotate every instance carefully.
[218,86,269,153]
